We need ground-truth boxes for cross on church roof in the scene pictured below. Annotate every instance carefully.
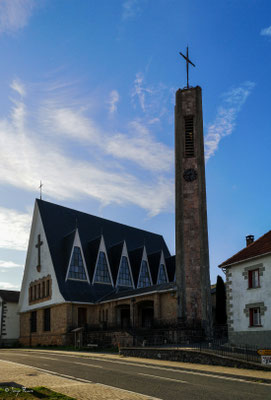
[179,47,195,89]
[39,181,43,200]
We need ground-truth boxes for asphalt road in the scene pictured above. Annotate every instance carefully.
[0,350,270,400]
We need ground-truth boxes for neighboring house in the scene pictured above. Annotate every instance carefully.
[18,199,177,346]
[219,233,271,347]
[0,290,20,345]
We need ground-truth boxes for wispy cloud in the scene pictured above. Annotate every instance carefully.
[0,207,31,251]
[122,0,141,20]
[0,78,174,219]
[0,0,36,35]
[260,25,271,36]
[0,260,23,268]
[132,72,153,112]
[0,281,21,290]
[204,82,255,161]
[10,79,26,97]
[108,90,119,115]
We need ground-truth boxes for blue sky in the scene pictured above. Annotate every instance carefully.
[0,0,271,290]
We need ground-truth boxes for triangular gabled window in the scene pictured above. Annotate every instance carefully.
[118,256,133,287]
[67,246,87,281]
[138,260,151,288]
[94,251,111,284]
[157,264,167,284]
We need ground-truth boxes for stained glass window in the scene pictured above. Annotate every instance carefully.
[138,260,151,288]
[94,251,111,284]
[157,264,167,284]
[118,256,132,287]
[67,246,87,280]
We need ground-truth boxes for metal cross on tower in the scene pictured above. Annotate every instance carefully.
[179,47,195,88]
[39,181,43,200]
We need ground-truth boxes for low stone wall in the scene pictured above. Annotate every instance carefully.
[120,347,271,371]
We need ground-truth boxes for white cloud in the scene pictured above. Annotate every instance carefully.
[0,260,23,268]
[0,0,36,34]
[122,0,141,20]
[106,121,173,172]
[0,80,174,217]
[131,72,152,112]
[204,82,255,161]
[10,79,26,97]
[260,25,271,36]
[0,207,31,251]
[0,281,20,290]
[108,90,119,115]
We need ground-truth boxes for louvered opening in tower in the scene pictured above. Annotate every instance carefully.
[184,116,194,158]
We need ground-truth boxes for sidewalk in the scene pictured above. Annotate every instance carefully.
[0,349,271,400]
[0,358,158,400]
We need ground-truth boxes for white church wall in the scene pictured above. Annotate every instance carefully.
[19,202,65,313]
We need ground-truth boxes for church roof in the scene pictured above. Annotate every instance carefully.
[219,230,271,268]
[148,251,162,284]
[0,290,20,303]
[37,199,172,302]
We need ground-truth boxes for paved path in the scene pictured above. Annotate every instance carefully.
[0,349,270,400]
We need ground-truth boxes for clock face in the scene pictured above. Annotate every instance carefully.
[183,168,197,182]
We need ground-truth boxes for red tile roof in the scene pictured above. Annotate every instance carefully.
[219,230,271,268]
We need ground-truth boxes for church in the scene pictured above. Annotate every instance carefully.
[18,82,213,346]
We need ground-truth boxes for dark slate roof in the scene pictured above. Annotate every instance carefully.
[0,290,20,303]
[166,255,176,282]
[148,251,162,285]
[219,231,271,268]
[37,199,171,302]
[99,282,176,303]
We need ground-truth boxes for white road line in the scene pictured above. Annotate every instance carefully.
[138,372,188,384]
[74,361,103,369]
[1,352,270,387]
[0,359,162,400]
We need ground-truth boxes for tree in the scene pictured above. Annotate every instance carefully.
[215,275,227,325]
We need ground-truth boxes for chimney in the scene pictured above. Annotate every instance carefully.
[246,235,254,246]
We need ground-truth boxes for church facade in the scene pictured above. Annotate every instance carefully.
[18,84,213,346]
[18,199,177,346]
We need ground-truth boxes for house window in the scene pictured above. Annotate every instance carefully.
[46,280,50,297]
[138,260,151,288]
[249,307,261,327]
[118,256,133,287]
[94,252,111,284]
[68,246,87,281]
[30,311,37,333]
[44,308,51,331]
[248,269,260,288]
[157,264,167,284]
[42,281,45,298]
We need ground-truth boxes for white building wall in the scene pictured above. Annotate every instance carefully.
[4,302,20,339]
[19,202,65,313]
[227,253,271,346]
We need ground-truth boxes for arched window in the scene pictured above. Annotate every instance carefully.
[138,260,151,288]
[157,264,167,284]
[94,252,111,284]
[67,246,87,280]
[118,256,133,287]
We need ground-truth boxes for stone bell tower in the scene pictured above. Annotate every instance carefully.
[175,85,212,337]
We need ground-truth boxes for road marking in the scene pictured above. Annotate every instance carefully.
[0,359,162,400]
[1,351,271,387]
[138,372,187,384]
[74,361,103,369]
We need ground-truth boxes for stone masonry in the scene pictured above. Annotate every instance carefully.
[175,86,212,336]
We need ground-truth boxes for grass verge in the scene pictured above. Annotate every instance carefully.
[0,386,76,399]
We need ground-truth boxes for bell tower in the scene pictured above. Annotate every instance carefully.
[175,85,212,337]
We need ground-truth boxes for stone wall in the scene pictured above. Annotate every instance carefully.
[120,347,270,371]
